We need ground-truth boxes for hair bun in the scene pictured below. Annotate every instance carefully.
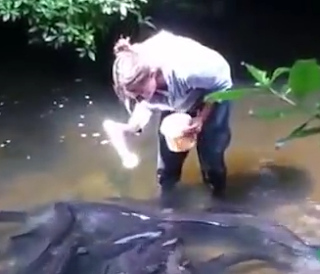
[113,37,132,55]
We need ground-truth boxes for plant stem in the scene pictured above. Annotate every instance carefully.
[268,87,296,106]
[268,87,320,121]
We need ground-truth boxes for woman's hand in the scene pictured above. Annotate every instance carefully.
[182,116,203,137]
[182,103,213,137]
[122,123,142,135]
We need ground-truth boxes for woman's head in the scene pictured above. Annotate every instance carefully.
[112,36,157,101]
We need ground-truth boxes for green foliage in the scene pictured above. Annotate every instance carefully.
[0,0,148,60]
[204,59,320,148]
[288,59,320,99]
[275,114,320,149]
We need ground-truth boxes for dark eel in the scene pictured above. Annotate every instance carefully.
[1,199,320,271]
[76,221,173,259]
[86,221,279,274]
[0,200,313,252]
[72,222,181,274]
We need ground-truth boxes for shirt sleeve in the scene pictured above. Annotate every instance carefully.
[128,100,153,130]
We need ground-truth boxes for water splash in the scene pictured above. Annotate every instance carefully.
[102,119,139,169]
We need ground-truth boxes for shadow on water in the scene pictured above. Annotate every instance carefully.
[227,165,312,210]
[168,164,311,214]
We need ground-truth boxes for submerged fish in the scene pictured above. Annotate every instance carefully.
[0,200,312,250]
[77,221,170,259]
[102,222,185,274]
[70,222,180,274]
[1,199,320,272]
[1,202,75,270]
[15,235,79,274]
[86,220,280,274]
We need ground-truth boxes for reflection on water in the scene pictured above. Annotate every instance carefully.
[0,69,320,273]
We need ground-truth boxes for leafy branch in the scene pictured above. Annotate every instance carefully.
[0,0,150,60]
[204,59,320,148]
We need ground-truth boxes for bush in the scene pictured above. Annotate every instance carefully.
[0,0,149,60]
[205,59,320,148]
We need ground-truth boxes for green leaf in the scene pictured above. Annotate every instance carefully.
[2,14,10,22]
[288,59,320,99]
[141,17,157,30]
[13,1,22,8]
[88,50,95,61]
[276,126,320,149]
[275,115,320,148]
[28,26,38,33]
[270,67,290,83]
[79,51,86,58]
[45,35,56,42]
[101,5,112,14]
[249,107,295,120]
[55,22,66,29]
[119,3,128,18]
[242,62,270,85]
[204,88,259,103]
[280,84,291,95]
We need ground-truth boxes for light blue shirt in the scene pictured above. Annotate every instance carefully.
[126,30,233,129]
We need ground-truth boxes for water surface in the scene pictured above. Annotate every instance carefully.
[0,68,320,273]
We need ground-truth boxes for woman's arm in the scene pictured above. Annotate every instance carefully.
[198,102,213,123]
[182,61,232,134]
[182,102,213,136]
[186,61,232,124]
[125,100,153,133]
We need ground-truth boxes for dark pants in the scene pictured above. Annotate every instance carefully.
[157,101,231,193]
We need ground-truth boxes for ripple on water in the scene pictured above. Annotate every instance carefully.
[274,202,320,245]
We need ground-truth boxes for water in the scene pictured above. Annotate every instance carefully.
[1,67,320,274]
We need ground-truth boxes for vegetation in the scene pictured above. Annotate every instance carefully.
[205,59,320,148]
[0,0,151,60]
[0,0,206,60]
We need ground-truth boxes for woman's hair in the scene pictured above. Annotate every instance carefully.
[112,36,151,101]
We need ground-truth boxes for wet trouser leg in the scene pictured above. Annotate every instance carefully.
[196,101,231,196]
[157,110,189,191]
[157,102,231,197]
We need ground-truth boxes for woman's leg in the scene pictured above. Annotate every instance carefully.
[196,101,231,198]
[157,111,189,205]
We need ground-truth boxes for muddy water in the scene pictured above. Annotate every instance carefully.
[0,71,320,274]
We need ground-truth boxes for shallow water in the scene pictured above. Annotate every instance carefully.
[0,67,320,274]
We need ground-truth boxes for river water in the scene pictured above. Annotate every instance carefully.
[0,66,320,274]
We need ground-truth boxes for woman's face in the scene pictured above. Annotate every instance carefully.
[141,74,157,100]
[130,73,157,101]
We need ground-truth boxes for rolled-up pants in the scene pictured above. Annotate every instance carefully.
[157,101,231,191]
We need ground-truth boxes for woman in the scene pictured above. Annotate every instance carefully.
[112,30,232,207]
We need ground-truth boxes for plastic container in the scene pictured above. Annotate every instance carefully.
[159,113,196,152]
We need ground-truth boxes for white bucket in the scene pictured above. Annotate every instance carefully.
[159,113,196,153]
